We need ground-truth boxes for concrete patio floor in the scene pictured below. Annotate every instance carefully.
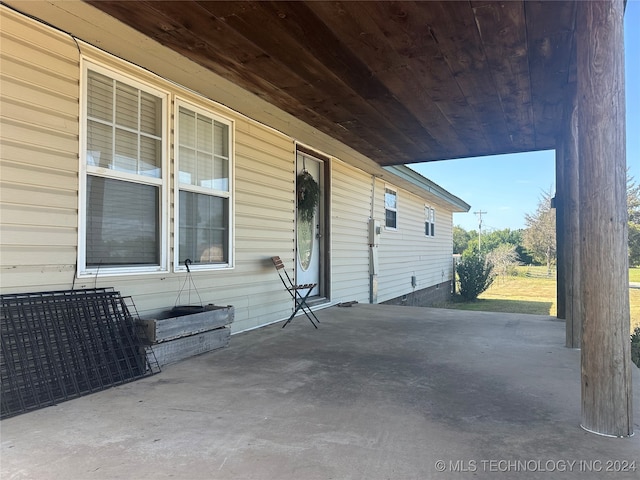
[1,304,639,480]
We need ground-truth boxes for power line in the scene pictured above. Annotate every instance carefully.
[474,210,487,251]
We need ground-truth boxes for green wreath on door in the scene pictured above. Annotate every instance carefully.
[296,170,320,222]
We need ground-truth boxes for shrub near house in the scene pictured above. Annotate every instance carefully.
[456,254,494,301]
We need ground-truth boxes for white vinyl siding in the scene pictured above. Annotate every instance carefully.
[376,180,455,303]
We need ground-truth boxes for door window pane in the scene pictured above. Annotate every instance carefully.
[297,210,314,271]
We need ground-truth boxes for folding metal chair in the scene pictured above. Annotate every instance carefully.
[271,256,320,328]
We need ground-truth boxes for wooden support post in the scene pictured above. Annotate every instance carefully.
[555,147,566,321]
[577,0,632,437]
[562,83,581,349]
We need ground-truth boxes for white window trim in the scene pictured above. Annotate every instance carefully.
[384,185,398,230]
[425,205,436,237]
[78,58,170,277]
[173,97,235,272]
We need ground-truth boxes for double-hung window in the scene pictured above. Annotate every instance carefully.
[385,187,398,229]
[81,63,167,274]
[176,101,232,269]
[80,60,234,276]
[425,206,435,237]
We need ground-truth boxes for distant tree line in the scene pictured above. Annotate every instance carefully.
[453,225,535,267]
[455,172,640,276]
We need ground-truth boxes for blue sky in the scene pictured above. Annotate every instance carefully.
[411,1,639,233]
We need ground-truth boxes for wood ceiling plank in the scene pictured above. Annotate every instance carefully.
[196,0,438,160]
[471,1,535,151]
[411,0,511,153]
[525,0,576,149]
[307,1,477,160]
[91,1,413,162]
[366,1,495,157]
[265,1,445,157]
[84,0,577,164]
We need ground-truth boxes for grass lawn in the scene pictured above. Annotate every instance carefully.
[630,267,640,283]
[444,266,640,333]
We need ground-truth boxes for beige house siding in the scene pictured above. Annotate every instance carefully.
[0,7,297,333]
[71,50,299,334]
[330,160,372,303]
[0,6,465,334]
[0,9,80,291]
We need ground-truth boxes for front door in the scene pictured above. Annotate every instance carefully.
[296,151,324,297]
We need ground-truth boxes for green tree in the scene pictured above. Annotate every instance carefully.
[522,188,556,274]
[479,228,523,254]
[628,173,640,267]
[453,225,473,254]
[461,227,530,264]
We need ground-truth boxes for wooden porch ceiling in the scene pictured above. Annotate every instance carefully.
[86,1,577,166]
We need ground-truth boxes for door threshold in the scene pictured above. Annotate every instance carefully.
[306,296,329,308]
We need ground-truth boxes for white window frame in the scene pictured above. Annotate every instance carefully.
[78,59,169,277]
[425,205,435,237]
[384,186,398,230]
[173,98,234,272]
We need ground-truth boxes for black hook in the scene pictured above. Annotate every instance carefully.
[184,258,192,273]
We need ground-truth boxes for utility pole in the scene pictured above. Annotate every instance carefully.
[474,210,487,252]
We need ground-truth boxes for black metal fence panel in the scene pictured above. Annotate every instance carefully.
[1,288,155,419]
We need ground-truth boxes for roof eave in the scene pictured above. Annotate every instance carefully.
[383,165,471,213]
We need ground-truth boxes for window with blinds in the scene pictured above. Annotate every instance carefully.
[176,103,232,267]
[82,64,166,273]
[80,62,234,275]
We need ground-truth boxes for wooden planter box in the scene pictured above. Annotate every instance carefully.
[137,305,234,367]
